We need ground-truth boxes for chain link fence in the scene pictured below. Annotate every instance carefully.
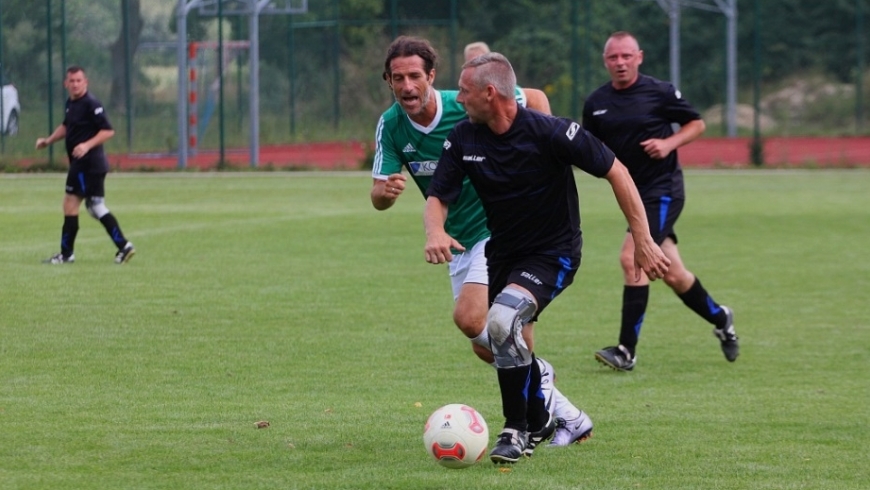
[0,0,867,167]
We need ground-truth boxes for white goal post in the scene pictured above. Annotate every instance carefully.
[175,0,308,168]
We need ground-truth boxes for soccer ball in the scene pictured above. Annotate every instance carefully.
[423,403,489,469]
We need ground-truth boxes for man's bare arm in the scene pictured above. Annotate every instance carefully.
[640,118,705,160]
[370,174,407,210]
[423,196,464,264]
[522,88,552,115]
[604,159,670,281]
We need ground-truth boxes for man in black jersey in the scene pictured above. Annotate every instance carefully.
[582,31,738,371]
[424,52,670,464]
[462,41,551,113]
[36,66,135,265]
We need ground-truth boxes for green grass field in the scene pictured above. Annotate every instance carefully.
[1,170,868,489]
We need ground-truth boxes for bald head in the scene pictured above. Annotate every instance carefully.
[604,31,640,53]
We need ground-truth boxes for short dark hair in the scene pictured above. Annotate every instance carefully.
[383,36,438,80]
[606,31,639,48]
[66,65,86,76]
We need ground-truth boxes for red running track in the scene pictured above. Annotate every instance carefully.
[108,141,368,171]
[103,137,870,170]
[678,136,870,168]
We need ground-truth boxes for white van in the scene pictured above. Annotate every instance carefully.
[1,68,20,135]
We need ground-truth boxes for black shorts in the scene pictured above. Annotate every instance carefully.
[626,194,684,245]
[65,171,106,198]
[488,254,580,321]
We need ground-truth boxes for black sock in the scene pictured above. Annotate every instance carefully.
[497,365,531,432]
[99,213,128,249]
[678,278,727,328]
[526,355,547,432]
[619,285,649,357]
[61,215,79,257]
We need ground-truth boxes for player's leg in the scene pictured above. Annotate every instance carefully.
[595,231,646,370]
[488,256,577,463]
[502,332,554,446]
[658,196,737,360]
[83,173,135,263]
[661,239,738,361]
[454,284,493,363]
[44,172,84,264]
[524,347,556,457]
[519,256,580,455]
[488,285,537,424]
[60,193,83,258]
[454,283,490,363]
[487,278,537,464]
[449,239,493,363]
[537,357,594,446]
[598,194,676,370]
[454,243,589,448]
[618,231,650,356]
[550,394,594,446]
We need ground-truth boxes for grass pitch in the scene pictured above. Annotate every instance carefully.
[0,170,868,489]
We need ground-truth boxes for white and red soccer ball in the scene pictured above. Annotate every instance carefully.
[423,403,489,469]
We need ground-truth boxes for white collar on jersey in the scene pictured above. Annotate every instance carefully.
[407,89,443,135]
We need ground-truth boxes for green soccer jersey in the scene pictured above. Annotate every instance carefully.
[372,90,489,250]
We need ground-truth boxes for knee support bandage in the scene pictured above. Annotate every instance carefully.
[85,197,110,219]
[486,288,537,368]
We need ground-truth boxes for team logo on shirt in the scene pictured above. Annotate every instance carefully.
[675,90,682,99]
[520,271,543,285]
[566,122,580,140]
[443,140,452,150]
[593,109,607,116]
[409,160,437,176]
[95,107,104,115]
[463,155,485,162]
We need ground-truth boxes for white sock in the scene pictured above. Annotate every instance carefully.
[471,328,490,349]
[536,358,556,416]
[552,387,581,421]
[471,330,497,367]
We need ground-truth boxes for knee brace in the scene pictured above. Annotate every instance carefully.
[486,288,537,368]
[85,197,110,219]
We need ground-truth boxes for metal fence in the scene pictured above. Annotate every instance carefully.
[0,0,867,167]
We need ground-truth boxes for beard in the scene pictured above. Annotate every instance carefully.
[394,86,432,117]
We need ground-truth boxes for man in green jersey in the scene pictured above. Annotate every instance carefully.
[371,36,592,449]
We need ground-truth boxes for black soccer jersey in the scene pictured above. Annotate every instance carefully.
[64,92,113,173]
[428,106,615,261]
[582,74,701,199]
